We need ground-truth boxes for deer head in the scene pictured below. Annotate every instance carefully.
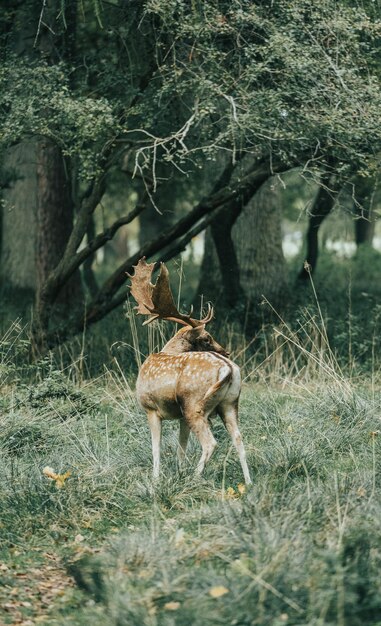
[128,257,228,355]
[128,257,214,327]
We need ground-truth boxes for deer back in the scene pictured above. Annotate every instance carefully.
[136,335,241,420]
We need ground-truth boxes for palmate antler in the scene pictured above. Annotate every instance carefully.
[128,258,214,327]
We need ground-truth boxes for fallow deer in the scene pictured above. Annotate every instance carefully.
[129,258,252,485]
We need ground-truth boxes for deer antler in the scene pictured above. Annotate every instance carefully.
[128,257,214,327]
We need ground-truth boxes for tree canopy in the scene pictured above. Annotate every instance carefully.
[1,0,381,346]
[2,1,381,178]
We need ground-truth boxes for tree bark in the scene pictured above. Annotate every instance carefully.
[82,215,99,298]
[298,176,336,280]
[353,176,376,247]
[35,139,83,311]
[197,228,223,304]
[211,204,246,308]
[233,177,288,311]
[0,141,38,291]
[198,175,288,323]
[1,0,83,317]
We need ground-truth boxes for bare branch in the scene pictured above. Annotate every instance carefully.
[43,156,297,346]
[67,202,146,278]
[79,157,291,332]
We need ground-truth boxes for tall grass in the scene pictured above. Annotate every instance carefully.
[1,259,381,624]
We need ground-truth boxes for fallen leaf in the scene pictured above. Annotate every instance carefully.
[42,466,56,478]
[42,466,71,488]
[237,483,246,495]
[209,585,229,598]
[226,487,237,498]
[164,601,181,610]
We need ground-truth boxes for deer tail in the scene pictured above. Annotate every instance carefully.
[203,363,232,406]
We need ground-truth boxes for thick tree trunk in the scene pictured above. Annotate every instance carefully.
[233,178,288,310]
[355,211,375,246]
[83,215,99,298]
[197,229,223,304]
[211,207,246,308]
[0,141,38,291]
[35,139,83,311]
[198,175,288,322]
[1,0,83,347]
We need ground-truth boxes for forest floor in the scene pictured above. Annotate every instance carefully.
[1,354,381,626]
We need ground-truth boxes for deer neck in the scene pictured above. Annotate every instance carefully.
[161,336,190,355]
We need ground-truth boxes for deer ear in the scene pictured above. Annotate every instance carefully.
[187,324,205,338]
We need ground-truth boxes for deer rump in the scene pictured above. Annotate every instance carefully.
[136,351,241,421]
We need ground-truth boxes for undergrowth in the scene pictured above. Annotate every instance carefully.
[1,261,381,625]
[1,333,381,624]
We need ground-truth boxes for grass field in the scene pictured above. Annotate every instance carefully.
[1,312,381,626]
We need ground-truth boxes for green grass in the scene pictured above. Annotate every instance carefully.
[1,345,381,625]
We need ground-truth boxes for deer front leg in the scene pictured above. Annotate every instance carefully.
[147,410,161,480]
[178,419,190,466]
[219,404,252,485]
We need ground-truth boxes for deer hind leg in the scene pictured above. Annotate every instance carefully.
[219,403,252,485]
[190,415,217,476]
[147,410,161,480]
[180,400,217,476]
[178,419,190,466]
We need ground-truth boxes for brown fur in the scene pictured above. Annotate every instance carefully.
[136,325,252,484]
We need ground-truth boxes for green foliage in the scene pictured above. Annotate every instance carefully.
[0,58,118,180]
[2,0,381,182]
[138,0,381,172]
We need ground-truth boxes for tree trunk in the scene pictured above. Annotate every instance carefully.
[35,139,83,312]
[355,212,375,246]
[353,176,376,247]
[232,177,288,311]
[197,228,223,304]
[1,0,83,340]
[0,141,38,292]
[211,206,246,308]
[198,175,288,323]
[298,177,336,279]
